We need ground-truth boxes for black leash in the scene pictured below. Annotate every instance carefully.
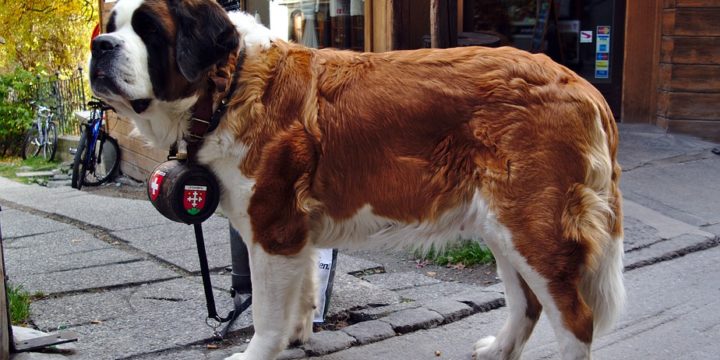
[193,223,252,339]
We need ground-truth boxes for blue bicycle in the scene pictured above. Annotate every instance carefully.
[71,99,121,189]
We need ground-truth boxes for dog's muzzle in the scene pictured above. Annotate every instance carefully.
[89,35,125,97]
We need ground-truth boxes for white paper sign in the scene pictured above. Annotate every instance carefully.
[580,31,593,43]
[314,248,335,322]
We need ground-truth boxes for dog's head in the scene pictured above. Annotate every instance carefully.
[90,0,239,145]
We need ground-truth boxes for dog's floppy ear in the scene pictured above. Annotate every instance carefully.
[172,0,239,82]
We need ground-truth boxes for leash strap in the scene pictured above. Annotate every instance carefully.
[193,223,223,321]
[193,222,253,339]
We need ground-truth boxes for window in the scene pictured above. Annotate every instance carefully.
[269,0,365,50]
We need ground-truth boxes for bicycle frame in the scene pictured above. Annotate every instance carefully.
[82,107,106,170]
[32,106,53,154]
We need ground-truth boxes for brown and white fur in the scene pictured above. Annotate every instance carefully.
[89,1,625,359]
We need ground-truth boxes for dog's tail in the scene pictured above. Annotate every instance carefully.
[562,99,625,336]
[562,182,625,336]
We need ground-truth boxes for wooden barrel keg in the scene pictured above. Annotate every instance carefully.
[147,160,220,224]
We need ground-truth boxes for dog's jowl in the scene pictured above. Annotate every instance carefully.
[91,1,625,359]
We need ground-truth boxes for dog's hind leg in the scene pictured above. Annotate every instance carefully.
[473,242,542,360]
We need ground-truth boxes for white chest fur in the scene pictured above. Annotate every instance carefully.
[196,130,255,234]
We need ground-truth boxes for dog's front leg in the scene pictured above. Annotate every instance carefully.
[225,243,313,360]
[226,128,318,360]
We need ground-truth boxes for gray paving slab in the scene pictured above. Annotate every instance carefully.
[622,157,720,226]
[6,242,140,276]
[31,288,136,331]
[325,273,401,318]
[10,260,179,295]
[112,216,232,273]
[60,278,244,360]
[624,233,717,269]
[704,223,720,237]
[623,216,662,251]
[0,176,25,189]
[361,271,440,291]
[379,307,444,334]
[335,253,384,275]
[133,349,207,360]
[341,320,396,345]
[395,280,489,302]
[2,228,107,253]
[0,208,73,239]
[0,182,167,230]
[617,123,717,170]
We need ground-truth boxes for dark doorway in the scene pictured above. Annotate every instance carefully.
[462,0,625,118]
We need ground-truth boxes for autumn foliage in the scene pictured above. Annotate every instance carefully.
[0,0,99,74]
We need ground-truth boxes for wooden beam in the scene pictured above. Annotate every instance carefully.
[431,0,440,48]
[1,217,9,360]
[364,0,373,52]
[430,0,452,48]
[622,0,663,123]
[98,0,104,29]
[457,0,463,33]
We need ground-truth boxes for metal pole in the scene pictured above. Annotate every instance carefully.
[228,223,252,295]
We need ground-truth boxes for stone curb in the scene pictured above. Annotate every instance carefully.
[303,330,357,356]
[274,294,508,359]
[423,299,474,324]
[379,307,445,334]
[340,319,396,345]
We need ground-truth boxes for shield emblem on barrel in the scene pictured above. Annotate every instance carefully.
[148,171,166,202]
[183,185,207,215]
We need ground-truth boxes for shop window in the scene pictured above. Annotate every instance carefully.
[270,0,365,50]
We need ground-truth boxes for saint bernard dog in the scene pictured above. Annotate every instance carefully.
[90,1,625,359]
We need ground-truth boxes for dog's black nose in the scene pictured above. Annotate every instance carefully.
[92,35,122,57]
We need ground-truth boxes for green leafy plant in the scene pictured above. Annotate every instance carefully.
[417,240,495,267]
[0,68,37,156]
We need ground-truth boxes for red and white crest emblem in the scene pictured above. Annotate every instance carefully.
[148,171,166,202]
[183,185,207,215]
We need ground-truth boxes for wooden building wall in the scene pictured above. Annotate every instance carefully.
[657,0,720,141]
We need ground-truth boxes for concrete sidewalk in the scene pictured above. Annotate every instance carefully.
[1,123,718,360]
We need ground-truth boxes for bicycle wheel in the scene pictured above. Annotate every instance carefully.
[21,124,41,160]
[47,122,58,161]
[71,132,89,190]
[80,135,120,186]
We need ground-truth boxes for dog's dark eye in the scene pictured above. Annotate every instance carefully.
[106,12,117,33]
[132,12,161,37]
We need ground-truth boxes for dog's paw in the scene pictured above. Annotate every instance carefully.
[288,314,314,346]
[224,352,247,360]
[472,336,499,360]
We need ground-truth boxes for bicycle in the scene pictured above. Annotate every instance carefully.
[21,102,58,161]
[71,99,121,190]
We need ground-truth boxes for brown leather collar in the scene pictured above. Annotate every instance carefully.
[179,49,246,161]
